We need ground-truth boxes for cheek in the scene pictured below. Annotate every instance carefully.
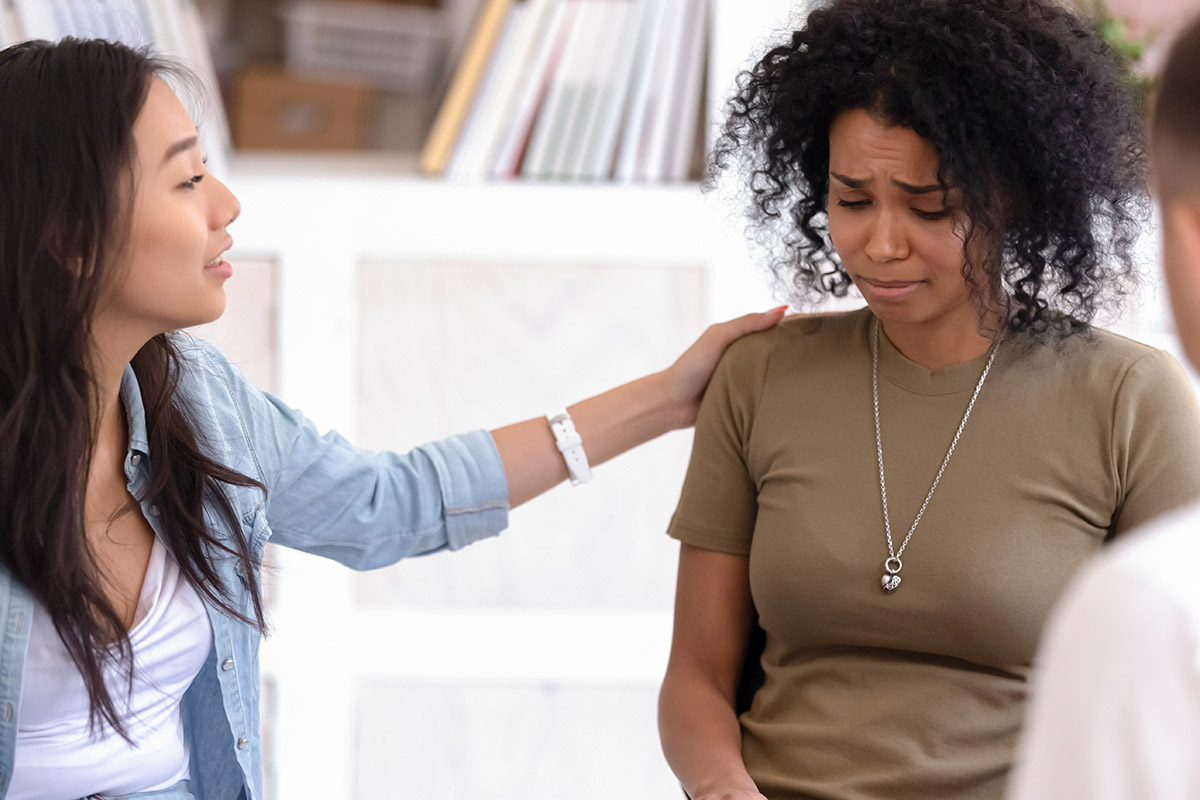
[826,210,858,255]
[922,229,967,277]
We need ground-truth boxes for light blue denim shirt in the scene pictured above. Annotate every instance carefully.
[0,336,510,799]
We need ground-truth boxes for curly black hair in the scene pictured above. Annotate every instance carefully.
[711,0,1148,334]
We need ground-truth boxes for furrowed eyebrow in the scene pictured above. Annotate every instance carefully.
[831,172,869,189]
[893,180,943,195]
[830,172,944,195]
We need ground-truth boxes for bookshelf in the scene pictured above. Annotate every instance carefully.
[420,0,712,182]
[211,0,808,177]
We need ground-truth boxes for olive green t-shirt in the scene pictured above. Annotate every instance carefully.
[668,308,1200,800]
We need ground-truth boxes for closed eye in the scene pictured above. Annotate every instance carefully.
[836,199,870,209]
[181,158,209,191]
[912,208,951,221]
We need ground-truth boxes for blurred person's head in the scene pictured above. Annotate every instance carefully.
[1152,14,1200,369]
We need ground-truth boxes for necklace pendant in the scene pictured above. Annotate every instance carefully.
[881,556,903,593]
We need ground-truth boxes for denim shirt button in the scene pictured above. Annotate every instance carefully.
[148,505,160,517]
[237,737,250,750]
[222,658,235,671]
[130,454,141,466]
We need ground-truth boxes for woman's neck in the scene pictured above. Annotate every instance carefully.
[88,331,144,475]
[878,312,1002,370]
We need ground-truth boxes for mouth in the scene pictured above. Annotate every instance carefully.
[858,277,923,300]
[204,238,234,269]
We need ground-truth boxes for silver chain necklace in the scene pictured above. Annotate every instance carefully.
[872,319,1002,593]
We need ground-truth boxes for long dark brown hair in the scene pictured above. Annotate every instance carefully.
[0,38,267,740]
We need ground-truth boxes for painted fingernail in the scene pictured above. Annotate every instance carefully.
[770,305,788,314]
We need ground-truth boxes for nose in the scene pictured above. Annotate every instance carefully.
[209,175,241,229]
[864,209,909,263]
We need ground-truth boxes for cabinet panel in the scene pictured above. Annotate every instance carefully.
[354,258,705,607]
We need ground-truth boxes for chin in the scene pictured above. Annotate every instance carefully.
[179,298,229,331]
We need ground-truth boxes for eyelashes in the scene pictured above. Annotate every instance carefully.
[180,159,209,190]
[836,199,951,220]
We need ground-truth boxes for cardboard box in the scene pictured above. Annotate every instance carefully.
[233,66,374,150]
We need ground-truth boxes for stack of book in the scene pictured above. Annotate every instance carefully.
[0,0,229,170]
[421,0,709,183]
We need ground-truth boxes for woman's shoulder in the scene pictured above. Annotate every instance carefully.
[1087,328,1192,387]
[171,334,256,395]
[168,334,276,434]
[1008,325,1198,436]
[723,306,871,363]
[1017,322,1184,380]
[1082,325,1172,361]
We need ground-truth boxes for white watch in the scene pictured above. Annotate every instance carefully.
[546,409,592,485]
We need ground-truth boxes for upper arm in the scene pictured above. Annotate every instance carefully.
[1113,349,1200,535]
[665,543,757,705]
[668,332,773,553]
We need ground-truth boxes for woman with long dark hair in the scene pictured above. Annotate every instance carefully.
[0,38,782,800]
[658,1,1200,798]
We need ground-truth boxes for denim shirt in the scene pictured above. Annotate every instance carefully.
[0,336,510,799]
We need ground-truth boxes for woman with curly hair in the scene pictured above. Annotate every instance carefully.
[658,1,1200,799]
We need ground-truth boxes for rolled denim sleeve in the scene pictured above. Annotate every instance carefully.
[179,337,510,569]
[420,430,510,551]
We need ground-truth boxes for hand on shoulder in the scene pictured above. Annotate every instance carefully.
[657,307,788,429]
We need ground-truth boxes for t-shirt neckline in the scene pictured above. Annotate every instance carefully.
[872,315,1000,396]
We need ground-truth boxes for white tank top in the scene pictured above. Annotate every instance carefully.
[9,536,214,799]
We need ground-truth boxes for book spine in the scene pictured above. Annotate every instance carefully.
[554,1,621,181]
[490,1,578,178]
[473,0,560,178]
[420,0,517,176]
[447,3,528,181]
[612,0,668,182]
[664,0,709,181]
[521,0,596,180]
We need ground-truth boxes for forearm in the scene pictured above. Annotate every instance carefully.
[490,370,684,508]
[659,670,761,799]
[489,307,787,509]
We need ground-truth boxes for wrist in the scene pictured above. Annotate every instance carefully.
[546,409,591,485]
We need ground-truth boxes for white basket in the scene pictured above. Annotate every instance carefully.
[280,1,446,93]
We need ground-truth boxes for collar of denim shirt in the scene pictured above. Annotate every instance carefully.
[119,362,151,459]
